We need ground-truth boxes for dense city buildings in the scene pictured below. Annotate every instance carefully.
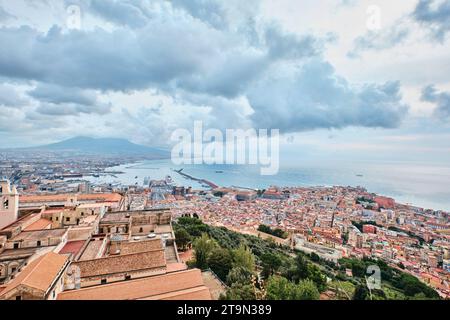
[0,151,449,300]
[0,166,220,299]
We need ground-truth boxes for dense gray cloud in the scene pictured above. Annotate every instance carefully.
[0,24,208,91]
[264,25,322,60]
[0,0,411,145]
[169,0,227,29]
[421,85,450,119]
[87,0,150,28]
[348,25,410,58]
[248,60,408,132]
[0,84,29,107]
[413,0,450,42]
[0,6,322,97]
[29,84,111,116]
[29,83,97,105]
[0,6,15,22]
[35,102,110,116]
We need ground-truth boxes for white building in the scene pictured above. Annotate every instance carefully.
[0,179,19,230]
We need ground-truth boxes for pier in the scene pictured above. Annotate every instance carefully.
[173,169,218,189]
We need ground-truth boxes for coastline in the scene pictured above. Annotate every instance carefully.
[89,159,450,212]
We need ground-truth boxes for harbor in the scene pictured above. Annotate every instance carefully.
[173,168,219,189]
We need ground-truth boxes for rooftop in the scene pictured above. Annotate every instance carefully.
[0,252,69,298]
[100,212,130,224]
[114,238,162,255]
[20,193,122,204]
[9,228,67,242]
[58,240,87,257]
[57,269,211,300]
[73,249,166,278]
[23,218,52,232]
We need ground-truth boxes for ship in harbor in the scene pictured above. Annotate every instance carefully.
[165,175,174,185]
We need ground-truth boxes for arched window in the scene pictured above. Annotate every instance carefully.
[3,199,8,209]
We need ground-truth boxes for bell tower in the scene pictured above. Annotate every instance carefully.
[0,179,19,230]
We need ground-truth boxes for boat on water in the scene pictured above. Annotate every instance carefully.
[356,174,363,177]
[215,170,224,173]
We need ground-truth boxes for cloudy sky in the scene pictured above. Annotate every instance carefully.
[0,0,449,164]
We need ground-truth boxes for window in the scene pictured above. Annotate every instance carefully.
[37,241,41,247]
[125,275,131,281]
[66,217,70,222]
[3,199,8,209]
[139,227,143,233]
[81,212,84,216]
[0,186,2,193]
[15,296,21,301]
[101,279,107,284]
[56,217,59,221]
[13,243,19,249]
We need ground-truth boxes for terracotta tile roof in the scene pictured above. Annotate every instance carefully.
[166,262,188,273]
[117,239,162,255]
[0,252,69,298]
[57,269,211,300]
[58,240,87,257]
[23,218,53,231]
[20,193,122,203]
[73,249,166,278]
[100,212,130,224]
[141,286,212,300]
[10,229,67,241]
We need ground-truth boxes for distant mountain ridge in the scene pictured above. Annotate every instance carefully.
[32,136,170,158]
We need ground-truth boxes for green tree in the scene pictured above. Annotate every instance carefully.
[265,276,292,300]
[223,283,256,300]
[208,247,233,281]
[294,254,309,280]
[192,233,216,270]
[177,216,209,237]
[307,264,327,292]
[232,245,255,272]
[174,228,191,251]
[261,253,282,278]
[227,266,254,286]
[351,260,366,278]
[353,284,368,300]
[265,276,320,300]
[310,252,320,262]
[296,279,320,300]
